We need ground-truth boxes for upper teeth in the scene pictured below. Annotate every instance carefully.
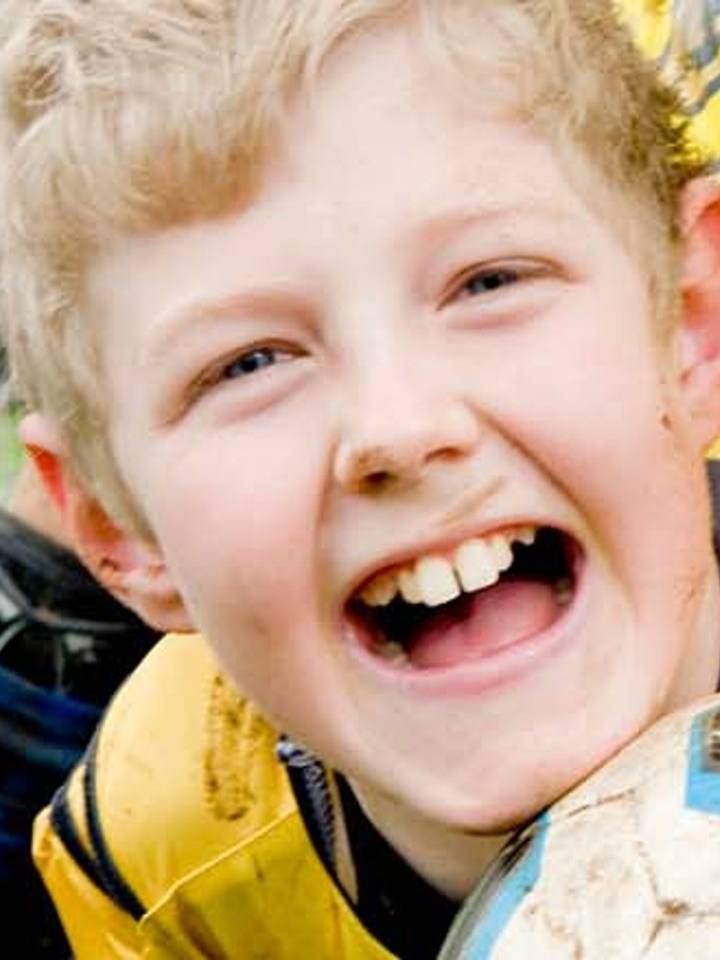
[359,526,537,609]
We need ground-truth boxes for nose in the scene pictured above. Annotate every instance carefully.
[333,369,480,495]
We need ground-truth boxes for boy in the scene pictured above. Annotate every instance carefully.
[3,0,720,956]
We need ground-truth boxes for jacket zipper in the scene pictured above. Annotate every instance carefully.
[276,735,337,876]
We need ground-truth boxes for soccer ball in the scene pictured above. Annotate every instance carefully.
[439,695,720,960]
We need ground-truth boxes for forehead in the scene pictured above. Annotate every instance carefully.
[238,18,640,290]
[267,23,578,234]
[89,21,628,353]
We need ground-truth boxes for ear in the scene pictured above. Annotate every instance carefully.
[19,412,195,633]
[676,178,720,452]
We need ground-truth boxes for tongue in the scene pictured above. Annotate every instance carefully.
[407,579,559,669]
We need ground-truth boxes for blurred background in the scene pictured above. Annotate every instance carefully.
[0,403,21,499]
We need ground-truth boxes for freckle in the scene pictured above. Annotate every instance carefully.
[660,413,672,431]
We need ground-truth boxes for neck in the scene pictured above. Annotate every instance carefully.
[347,777,511,901]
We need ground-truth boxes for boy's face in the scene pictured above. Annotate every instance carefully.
[89,25,720,835]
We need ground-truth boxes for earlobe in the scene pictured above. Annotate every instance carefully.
[19,412,194,633]
[677,178,720,452]
[68,494,195,633]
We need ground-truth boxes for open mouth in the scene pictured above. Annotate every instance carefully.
[346,526,580,671]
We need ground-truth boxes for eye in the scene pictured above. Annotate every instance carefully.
[191,343,299,402]
[221,346,289,379]
[458,266,522,298]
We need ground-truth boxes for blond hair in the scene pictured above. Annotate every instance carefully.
[0,0,703,532]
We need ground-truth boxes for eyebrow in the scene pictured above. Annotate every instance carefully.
[412,198,574,245]
[145,197,574,363]
[144,290,309,368]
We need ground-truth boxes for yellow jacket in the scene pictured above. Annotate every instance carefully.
[33,633,395,959]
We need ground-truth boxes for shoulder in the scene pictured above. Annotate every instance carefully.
[89,633,296,912]
[37,635,405,958]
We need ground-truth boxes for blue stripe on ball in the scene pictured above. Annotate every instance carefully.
[685,706,720,815]
[461,812,550,959]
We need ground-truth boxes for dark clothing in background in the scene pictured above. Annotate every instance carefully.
[0,509,158,956]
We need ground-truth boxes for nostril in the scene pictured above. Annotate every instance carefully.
[342,445,401,493]
[365,470,392,490]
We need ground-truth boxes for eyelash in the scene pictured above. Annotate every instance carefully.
[191,343,298,400]
[449,262,541,305]
[461,267,520,294]
[221,346,290,379]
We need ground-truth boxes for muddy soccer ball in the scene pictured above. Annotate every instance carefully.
[439,695,720,960]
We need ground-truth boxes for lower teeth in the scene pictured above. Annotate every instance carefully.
[555,577,572,606]
[375,640,410,665]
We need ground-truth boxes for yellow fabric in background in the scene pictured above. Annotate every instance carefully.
[619,1,720,166]
[619,1,720,458]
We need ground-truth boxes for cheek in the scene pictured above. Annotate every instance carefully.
[128,413,330,620]
[471,291,672,494]
[463,291,707,579]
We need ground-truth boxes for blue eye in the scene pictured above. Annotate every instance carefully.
[184,342,302,412]
[462,268,521,296]
[222,347,284,379]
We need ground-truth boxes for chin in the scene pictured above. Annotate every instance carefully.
[413,744,632,837]
[435,790,555,836]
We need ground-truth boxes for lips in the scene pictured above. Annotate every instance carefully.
[345,525,579,672]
